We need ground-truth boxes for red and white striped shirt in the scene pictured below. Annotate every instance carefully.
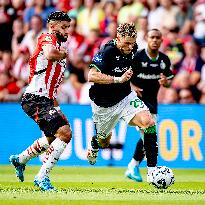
[25,33,66,99]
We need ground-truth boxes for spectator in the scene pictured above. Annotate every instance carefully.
[162,27,184,70]
[179,88,196,104]
[172,40,198,89]
[174,0,193,35]
[136,15,148,50]
[100,20,117,47]
[21,15,46,54]
[77,0,105,36]
[117,0,145,24]
[99,0,117,36]
[11,46,30,84]
[147,0,161,30]
[0,51,13,73]
[156,0,179,31]
[11,18,25,61]
[193,2,205,46]
[23,0,56,31]
[68,0,84,19]
[0,0,15,52]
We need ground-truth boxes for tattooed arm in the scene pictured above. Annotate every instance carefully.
[88,67,133,84]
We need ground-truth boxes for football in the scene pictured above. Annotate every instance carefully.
[151,166,175,189]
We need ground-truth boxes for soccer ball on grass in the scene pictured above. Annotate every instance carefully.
[150,166,175,189]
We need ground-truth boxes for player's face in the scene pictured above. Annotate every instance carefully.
[147,31,162,51]
[117,36,136,55]
[54,21,70,42]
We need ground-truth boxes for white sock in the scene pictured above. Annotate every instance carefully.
[147,166,157,175]
[37,138,67,180]
[18,137,49,164]
[128,158,139,169]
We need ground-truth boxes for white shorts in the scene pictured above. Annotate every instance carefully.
[91,91,149,139]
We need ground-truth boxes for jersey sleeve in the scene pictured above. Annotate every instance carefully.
[163,56,174,80]
[89,47,110,72]
[39,34,57,47]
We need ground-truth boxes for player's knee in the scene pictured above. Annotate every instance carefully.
[55,125,72,143]
[141,117,155,129]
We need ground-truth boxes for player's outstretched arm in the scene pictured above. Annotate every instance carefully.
[88,68,133,84]
[43,44,67,61]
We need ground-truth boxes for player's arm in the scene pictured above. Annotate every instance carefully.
[88,67,133,84]
[42,44,67,61]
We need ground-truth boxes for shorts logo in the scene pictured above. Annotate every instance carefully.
[49,109,56,115]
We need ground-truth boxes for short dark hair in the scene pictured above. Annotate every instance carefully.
[147,28,162,37]
[117,23,137,38]
[47,11,71,23]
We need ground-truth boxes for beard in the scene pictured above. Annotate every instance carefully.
[56,31,67,42]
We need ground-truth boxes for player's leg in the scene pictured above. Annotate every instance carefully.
[34,108,72,191]
[9,105,62,182]
[87,101,120,165]
[87,134,112,165]
[9,134,52,182]
[121,92,158,183]
[129,111,158,183]
[125,136,144,182]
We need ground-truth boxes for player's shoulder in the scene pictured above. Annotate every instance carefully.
[101,39,117,54]
[158,51,170,61]
[134,48,146,58]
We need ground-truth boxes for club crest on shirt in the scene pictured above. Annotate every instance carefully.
[160,60,166,69]
[45,36,52,42]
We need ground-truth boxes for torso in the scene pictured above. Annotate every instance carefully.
[89,40,136,107]
[25,33,66,99]
[132,49,173,113]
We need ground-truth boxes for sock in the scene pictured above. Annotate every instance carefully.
[128,158,139,169]
[18,136,49,164]
[132,138,145,166]
[37,138,67,180]
[147,167,157,175]
[143,125,158,167]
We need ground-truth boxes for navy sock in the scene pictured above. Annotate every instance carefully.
[133,138,145,164]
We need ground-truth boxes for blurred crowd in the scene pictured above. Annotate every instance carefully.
[0,0,205,104]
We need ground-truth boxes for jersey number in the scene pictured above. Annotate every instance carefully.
[130,99,145,109]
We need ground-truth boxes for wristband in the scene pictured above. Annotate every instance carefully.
[114,76,122,83]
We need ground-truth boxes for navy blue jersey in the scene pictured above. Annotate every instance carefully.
[131,49,174,114]
[89,40,136,107]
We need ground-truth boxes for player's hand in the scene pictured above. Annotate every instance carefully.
[121,68,133,83]
[134,86,143,97]
[158,73,168,86]
[60,48,68,59]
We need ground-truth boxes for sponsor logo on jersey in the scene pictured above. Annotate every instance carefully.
[141,62,148,67]
[113,66,132,73]
[150,64,158,67]
[137,73,160,79]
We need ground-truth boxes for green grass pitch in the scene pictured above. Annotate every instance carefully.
[0,166,205,205]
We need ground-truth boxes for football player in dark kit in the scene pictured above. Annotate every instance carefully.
[125,29,174,182]
[87,23,159,183]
